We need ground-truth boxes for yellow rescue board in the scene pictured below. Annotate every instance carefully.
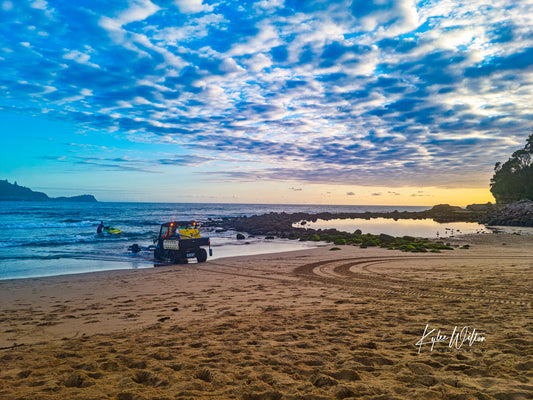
[178,228,201,239]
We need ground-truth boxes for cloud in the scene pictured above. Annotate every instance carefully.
[63,50,100,69]
[2,1,13,11]
[2,0,532,191]
[30,0,47,10]
[464,47,533,78]
[346,192,355,196]
[174,0,213,14]
[351,0,419,37]
[410,191,432,197]
[100,0,159,30]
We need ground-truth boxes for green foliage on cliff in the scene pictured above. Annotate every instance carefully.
[490,134,533,204]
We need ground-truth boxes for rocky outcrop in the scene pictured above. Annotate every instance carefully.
[0,179,97,202]
[483,201,533,227]
[204,204,490,237]
[423,204,485,223]
[52,195,98,203]
[205,202,533,237]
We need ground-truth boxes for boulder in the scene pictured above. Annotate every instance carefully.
[484,201,533,227]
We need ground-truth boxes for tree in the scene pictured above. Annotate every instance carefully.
[490,133,533,203]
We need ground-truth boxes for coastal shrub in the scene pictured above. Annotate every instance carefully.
[310,234,321,241]
[333,238,346,245]
[330,247,341,251]
[490,133,533,203]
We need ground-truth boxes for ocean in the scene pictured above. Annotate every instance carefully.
[0,201,490,280]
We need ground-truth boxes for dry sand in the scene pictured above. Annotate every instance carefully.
[0,233,531,400]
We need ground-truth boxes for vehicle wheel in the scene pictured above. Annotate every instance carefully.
[196,248,208,263]
[154,246,164,260]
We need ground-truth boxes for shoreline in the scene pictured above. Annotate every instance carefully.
[2,227,531,282]
[4,201,531,284]
[0,232,531,399]
[0,237,322,282]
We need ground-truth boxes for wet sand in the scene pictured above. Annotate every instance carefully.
[0,233,531,400]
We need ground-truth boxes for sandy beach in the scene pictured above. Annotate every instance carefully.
[0,233,531,400]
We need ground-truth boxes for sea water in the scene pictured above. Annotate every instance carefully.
[0,201,490,280]
[299,217,492,237]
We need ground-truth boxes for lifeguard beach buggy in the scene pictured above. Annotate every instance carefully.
[154,221,212,264]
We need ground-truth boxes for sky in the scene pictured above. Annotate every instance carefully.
[1,0,532,205]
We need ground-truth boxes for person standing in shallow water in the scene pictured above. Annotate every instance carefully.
[97,221,104,233]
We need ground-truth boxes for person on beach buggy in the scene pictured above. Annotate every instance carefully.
[161,224,177,239]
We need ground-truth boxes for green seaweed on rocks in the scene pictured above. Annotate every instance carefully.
[288,230,456,253]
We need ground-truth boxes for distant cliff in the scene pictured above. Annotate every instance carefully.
[53,195,98,203]
[0,180,97,202]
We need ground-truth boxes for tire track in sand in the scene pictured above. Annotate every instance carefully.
[294,255,531,307]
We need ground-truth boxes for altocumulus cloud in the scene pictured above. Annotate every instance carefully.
[1,0,532,188]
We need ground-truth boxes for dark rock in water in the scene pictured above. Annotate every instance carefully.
[466,203,494,212]
[425,204,482,222]
[52,195,97,202]
[203,203,488,237]
[429,204,463,213]
[203,201,533,240]
[483,201,533,227]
